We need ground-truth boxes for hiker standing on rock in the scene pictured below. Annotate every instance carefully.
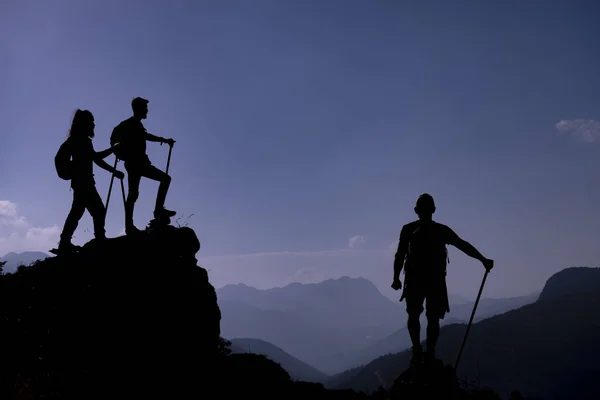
[111,97,176,235]
[391,193,494,366]
[55,109,124,253]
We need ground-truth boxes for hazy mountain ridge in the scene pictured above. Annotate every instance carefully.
[218,277,404,374]
[218,276,540,375]
[229,338,330,383]
[321,292,538,373]
[219,298,334,367]
[219,276,402,331]
[327,267,600,400]
[0,251,50,274]
[537,266,600,302]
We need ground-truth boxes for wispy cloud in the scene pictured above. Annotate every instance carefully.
[0,200,60,257]
[0,201,28,228]
[348,234,366,249]
[556,119,600,143]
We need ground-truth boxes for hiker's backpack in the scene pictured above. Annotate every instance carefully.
[110,122,130,161]
[404,222,449,277]
[55,140,73,180]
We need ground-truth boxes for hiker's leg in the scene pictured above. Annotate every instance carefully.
[424,282,445,360]
[60,188,86,246]
[125,169,142,230]
[84,185,107,239]
[407,313,422,349]
[140,164,172,214]
[425,315,440,358]
[405,286,425,359]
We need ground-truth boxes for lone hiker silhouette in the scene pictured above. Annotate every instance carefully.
[54,109,124,253]
[111,97,176,235]
[391,193,494,366]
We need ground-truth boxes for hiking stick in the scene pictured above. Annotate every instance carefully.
[105,157,119,210]
[165,143,173,175]
[454,268,489,372]
[120,178,126,208]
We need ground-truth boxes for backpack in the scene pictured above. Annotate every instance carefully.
[404,222,449,277]
[110,122,130,161]
[55,140,73,180]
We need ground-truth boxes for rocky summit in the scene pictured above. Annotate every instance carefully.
[0,226,221,399]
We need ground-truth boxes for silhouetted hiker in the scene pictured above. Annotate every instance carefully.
[55,109,124,252]
[391,193,494,366]
[110,97,176,235]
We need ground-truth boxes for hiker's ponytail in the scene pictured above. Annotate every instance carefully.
[67,109,94,139]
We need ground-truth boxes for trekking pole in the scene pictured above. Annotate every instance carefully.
[454,268,490,372]
[120,178,127,209]
[165,143,173,175]
[106,157,119,210]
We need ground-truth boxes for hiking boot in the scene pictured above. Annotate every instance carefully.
[57,241,79,253]
[154,207,176,219]
[411,346,423,366]
[424,350,441,368]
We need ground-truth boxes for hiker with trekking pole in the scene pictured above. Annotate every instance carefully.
[109,97,176,235]
[53,109,125,255]
[391,193,494,368]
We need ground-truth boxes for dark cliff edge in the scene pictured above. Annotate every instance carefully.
[0,226,221,398]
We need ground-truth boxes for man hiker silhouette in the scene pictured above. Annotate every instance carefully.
[56,109,124,252]
[111,97,176,235]
[391,193,494,366]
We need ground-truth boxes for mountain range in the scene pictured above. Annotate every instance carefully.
[230,338,329,383]
[326,267,600,400]
[0,251,50,274]
[217,276,538,375]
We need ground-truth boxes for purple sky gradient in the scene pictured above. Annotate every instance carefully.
[1,0,600,299]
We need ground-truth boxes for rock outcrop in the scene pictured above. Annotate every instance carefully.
[0,226,220,399]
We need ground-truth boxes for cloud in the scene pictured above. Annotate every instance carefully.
[292,266,334,284]
[0,200,27,228]
[348,235,366,249]
[0,200,60,257]
[556,119,600,143]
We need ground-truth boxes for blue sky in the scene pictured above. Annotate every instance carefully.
[1,0,600,299]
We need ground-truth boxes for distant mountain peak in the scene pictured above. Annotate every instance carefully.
[220,282,255,289]
[288,275,376,289]
[218,276,380,294]
[1,251,51,274]
[538,266,600,302]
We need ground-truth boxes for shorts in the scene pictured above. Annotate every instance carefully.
[124,155,153,174]
[402,273,450,319]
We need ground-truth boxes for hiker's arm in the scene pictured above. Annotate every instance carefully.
[91,142,117,166]
[94,157,120,174]
[446,228,488,263]
[94,146,116,160]
[145,132,167,143]
[455,239,487,262]
[393,227,409,281]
